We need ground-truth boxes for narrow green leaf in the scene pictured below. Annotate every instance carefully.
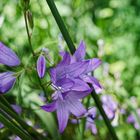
[0,112,31,140]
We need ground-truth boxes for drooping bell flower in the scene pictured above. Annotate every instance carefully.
[37,55,46,78]
[0,42,20,66]
[0,72,16,94]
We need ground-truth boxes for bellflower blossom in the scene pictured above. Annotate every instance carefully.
[59,41,102,93]
[101,95,118,119]
[0,72,16,94]
[0,42,20,93]
[86,107,97,135]
[41,41,101,133]
[0,42,20,66]
[41,89,92,133]
[37,55,46,78]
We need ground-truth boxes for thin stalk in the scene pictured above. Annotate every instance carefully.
[45,0,76,54]
[23,11,48,99]
[0,97,47,140]
[45,0,118,139]
[0,112,31,140]
[0,109,31,139]
[91,89,118,140]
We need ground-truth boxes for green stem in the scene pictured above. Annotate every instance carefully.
[0,96,47,140]
[45,0,118,139]
[0,109,31,139]
[0,111,31,140]
[91,89,118,140]
[46,0,76,54]
[23,11,48,100]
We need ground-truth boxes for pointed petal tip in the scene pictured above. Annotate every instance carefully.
[0,42,20,67]
[40,101,56,112]
[0,72,16,94]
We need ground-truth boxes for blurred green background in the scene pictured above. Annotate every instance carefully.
[0,0,140,140]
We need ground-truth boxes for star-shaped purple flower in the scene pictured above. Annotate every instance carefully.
[41,89,92,133]
[41,41,101,133]
[59,41,102,93]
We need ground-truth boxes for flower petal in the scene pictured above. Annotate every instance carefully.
[0,123,4,129]
[85,58,102,73]
[71,78,90,91]
[0,42,20,66]
[41,101,56,112]
[65,61,89,77]
[37,55,46,78]
[64,89,92,100]
[58,52,71,66]
[0,72,16,93]
[103,105,115,119]
[11,105,22,115]
[56,78,74,91]
[72,40,86,62]
[67,97,86,117]
[81,75,102,93]
[50,68,57,84]
[56,99,69,133]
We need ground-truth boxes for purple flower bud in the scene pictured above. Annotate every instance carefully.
[0,123,4,129]
[0,72,16,94]
[0,42,20,66]
[11,104,22,115]
[37,55,46,78]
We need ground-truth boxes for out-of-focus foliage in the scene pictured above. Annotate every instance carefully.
[0,0,140,140]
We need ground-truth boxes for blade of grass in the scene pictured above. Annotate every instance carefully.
[0,111,31,140]
[0,96,47,140]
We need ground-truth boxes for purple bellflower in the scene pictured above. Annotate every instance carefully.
[101,95,118,120]
[0,72,16,94]
[41,41,101,133]
[37,55,46,78]
[59,41,102,93]
[41,89,92,133]
[42,54,92,132]
[86,107,97,135]
[0,42,20,66]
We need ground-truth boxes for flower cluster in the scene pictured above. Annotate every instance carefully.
[0,42,20,94]
[41,41,102,132]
